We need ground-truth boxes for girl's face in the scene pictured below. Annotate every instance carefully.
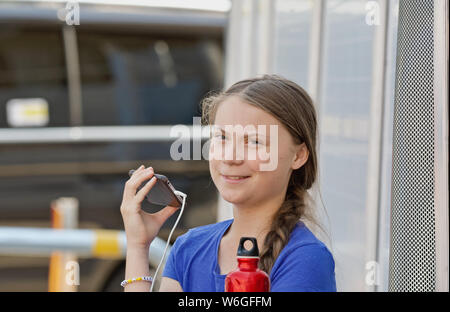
[209,96,308,207]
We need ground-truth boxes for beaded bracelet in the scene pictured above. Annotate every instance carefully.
[121,276,153,287]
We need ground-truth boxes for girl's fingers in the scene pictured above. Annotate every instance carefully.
[132,166,153,182]
[131,165,145,176]
[123,165,153,200]
[135,176,157,203]
[129,167,154,190]
[154,205,179,224]
[141,204,179,224]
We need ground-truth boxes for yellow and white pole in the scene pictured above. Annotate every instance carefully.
[0,227,169,266]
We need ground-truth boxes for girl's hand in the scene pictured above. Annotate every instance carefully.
[120,165,179,249]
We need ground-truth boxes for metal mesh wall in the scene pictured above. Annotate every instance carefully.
[389,0,436,292]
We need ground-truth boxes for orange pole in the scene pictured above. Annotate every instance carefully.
[48,198,79,292]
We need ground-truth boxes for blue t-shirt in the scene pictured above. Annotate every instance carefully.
[162,219,336,292]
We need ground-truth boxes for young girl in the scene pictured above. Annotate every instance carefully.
[120,74,336,292]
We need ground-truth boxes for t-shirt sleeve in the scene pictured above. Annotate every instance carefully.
[270,244,336,292]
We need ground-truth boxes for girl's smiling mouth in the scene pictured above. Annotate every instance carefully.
[221,174,251,184]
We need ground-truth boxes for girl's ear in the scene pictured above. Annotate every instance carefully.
[291,143,309,170]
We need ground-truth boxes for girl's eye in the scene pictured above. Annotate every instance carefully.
[247,138,266,146]
[213,134,227,141]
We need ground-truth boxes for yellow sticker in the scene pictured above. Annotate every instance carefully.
[92,230,122,258]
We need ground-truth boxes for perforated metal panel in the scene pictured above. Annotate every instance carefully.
[389,0,436,292]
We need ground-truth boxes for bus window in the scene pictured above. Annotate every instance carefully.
[77,30,223,126]
[0,25,69,128]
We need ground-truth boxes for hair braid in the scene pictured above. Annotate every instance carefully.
[259,179,306,274]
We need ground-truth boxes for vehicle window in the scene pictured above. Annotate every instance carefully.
[77,30,223,126]
[0,25,69,128]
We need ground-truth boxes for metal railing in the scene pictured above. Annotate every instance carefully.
[0,226,169,268]
[0,125,210,144]
[0,197,171,291]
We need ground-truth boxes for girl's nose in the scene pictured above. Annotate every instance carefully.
[222,140,245,165]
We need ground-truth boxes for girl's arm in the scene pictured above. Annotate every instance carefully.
[124,246,183,291]
[124,245,152,292]
[120,165,179,292]
[159,277,183,292]
[124,245,183,292]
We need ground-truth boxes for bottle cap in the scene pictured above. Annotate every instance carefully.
[237,237,259,257]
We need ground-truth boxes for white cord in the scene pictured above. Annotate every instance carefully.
[150,190,187,292]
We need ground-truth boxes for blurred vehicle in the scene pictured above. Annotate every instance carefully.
[0,0,227,291]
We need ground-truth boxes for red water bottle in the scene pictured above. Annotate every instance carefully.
[225,237,270,292]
